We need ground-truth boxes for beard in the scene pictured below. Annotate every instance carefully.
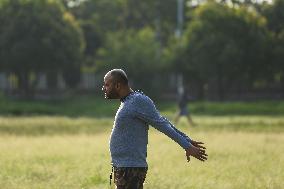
[105,88,120,99]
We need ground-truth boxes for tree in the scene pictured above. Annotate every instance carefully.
[0,0,84,96]
[79,21,103,67]
[262,0,284,96]
[181,2,268,100]
[71,0,181,45]
[70,0,123,33]
[96,28,170,97]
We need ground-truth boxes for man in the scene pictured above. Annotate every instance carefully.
[174,90,197,126]
[102,69,207,189]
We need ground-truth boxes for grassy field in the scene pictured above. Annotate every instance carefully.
[0,115,283,189]
[1,94,284,116]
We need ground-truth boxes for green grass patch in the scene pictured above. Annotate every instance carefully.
[0,95,284,116]
[160,100,284,116]
[0,95,119,117]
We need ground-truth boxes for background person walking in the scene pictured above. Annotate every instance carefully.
[174,90,197,127]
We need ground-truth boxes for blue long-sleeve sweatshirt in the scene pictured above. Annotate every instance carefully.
[109,91,192,167]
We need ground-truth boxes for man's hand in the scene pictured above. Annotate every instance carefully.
[190,140,206,150]
[185,141,208,162]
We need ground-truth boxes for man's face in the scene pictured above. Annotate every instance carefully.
[102,75,120,99]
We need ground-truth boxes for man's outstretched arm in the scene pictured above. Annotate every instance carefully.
[156,117,208,162]
[134,96,208,162]
[168,120,206,151]
[168,121,208,161]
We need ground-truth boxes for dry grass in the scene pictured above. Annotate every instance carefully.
[0,115,283,188]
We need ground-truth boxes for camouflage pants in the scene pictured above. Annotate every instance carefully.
[113,167,148,189]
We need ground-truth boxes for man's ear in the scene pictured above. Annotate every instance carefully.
[115,82,121,90]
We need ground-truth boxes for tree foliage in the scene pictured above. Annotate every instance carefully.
[0,0,283,99]
[181,2,268,99]
[262,0,284,93]
[96,27,170,95]
[0,0,84,95]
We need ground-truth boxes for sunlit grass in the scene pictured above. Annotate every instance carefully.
[0,129,283,189]
[0,115,283,135]
[0,116,113,135]
[0,134,111,189]
[0,115,283,188]
[146,131,284,189]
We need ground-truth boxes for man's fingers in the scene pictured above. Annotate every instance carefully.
[196,144,206,149]
[192,141,204,145]
[201,154,208,159]
[196,156,205,161]
[193,150,208,161]
[198,145,206,149]
[192,142,206,149]
[195,154,208,161]
[186,145,208,162]
[199,149,206,153]
[199,150,208,157]
[187,155,191,162]
[188,150,208,162]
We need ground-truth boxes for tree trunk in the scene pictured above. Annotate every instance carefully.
[17,71,31,98]
[280,74,284,98]
[46,70,58,91]
[197,79,205,100]
[217,70,225,101]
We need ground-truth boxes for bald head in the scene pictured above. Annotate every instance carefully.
[103,69,131,99]
[105,69,129,86]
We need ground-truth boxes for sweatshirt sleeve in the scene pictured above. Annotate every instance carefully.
[168,120,192,143]
[133,95,192,150]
